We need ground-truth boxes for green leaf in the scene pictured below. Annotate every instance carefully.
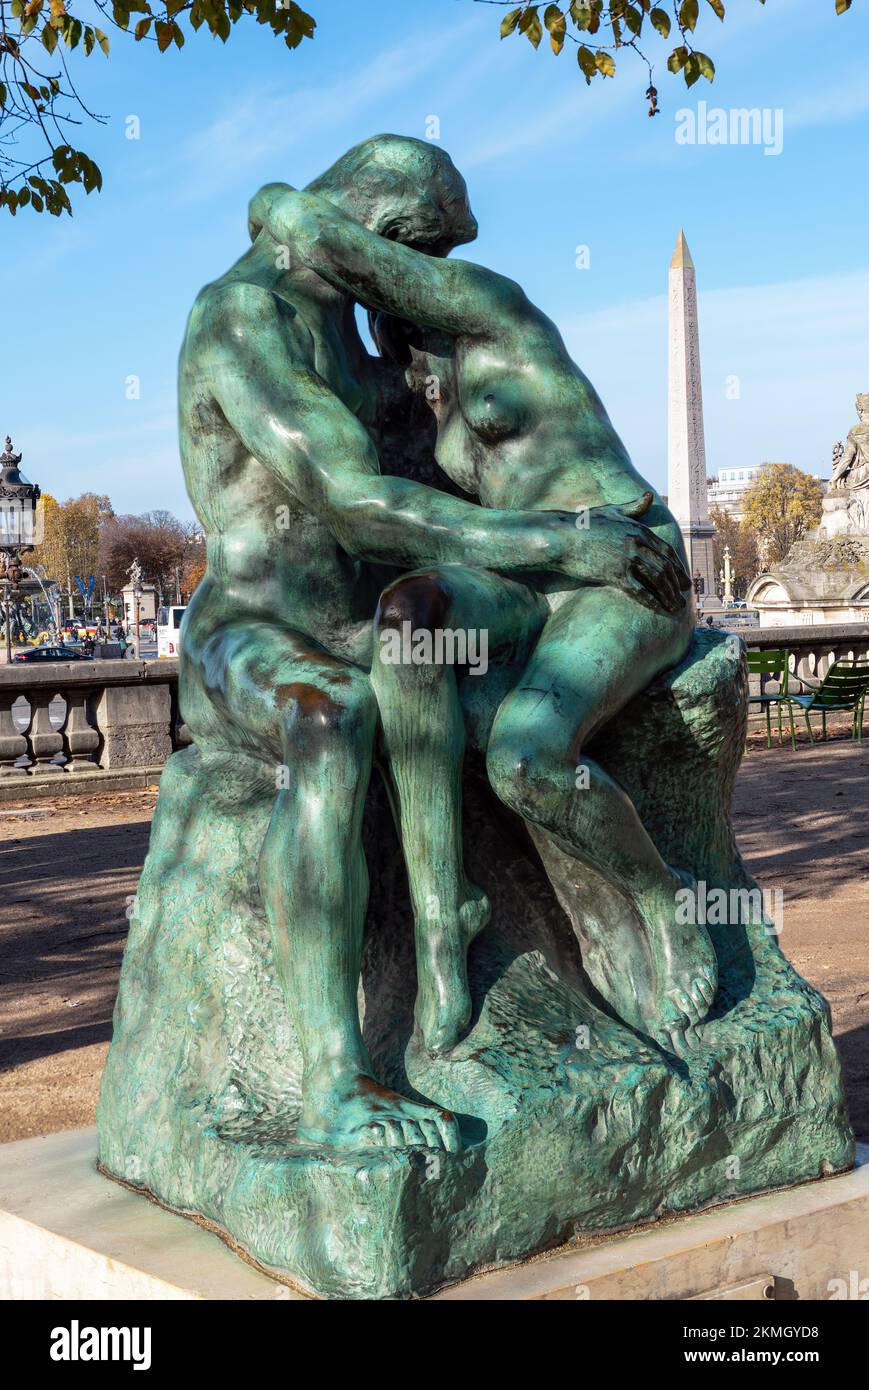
[706,0,725,19]
[595,48,615,76]
[544,4,566,53]
[0,84,6,109]
[836,0,852,13]
[683,53,702,86]
[680,0,699,31]
[500,5,522,37]
[94,26,110,54]
[155,18,174,49]
[519,5,543,47]
[84,25,94,55]
[623,4,643,36]
[576,43,597,81]
[668,44,689,72]
[42,22,58,53]
[134,15,151,36]
[650,6,670,37]
[696,50,715,80]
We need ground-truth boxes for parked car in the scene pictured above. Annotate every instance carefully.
[13,644,90,663]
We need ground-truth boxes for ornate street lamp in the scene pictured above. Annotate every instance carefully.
[0,435,44,663]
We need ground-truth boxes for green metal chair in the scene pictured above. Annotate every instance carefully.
[789,659,869,743]
[746,648,797,750]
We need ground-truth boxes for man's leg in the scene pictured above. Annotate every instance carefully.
[371,566,547,1054]
[485,589,717,1055]
[187,619,460,1152]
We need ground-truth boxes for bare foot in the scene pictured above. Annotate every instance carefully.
[636,870,718,1056]
[298,1067,462,1152]
[415,883,490,1056]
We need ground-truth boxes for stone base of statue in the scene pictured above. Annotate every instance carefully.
[97,630,854,1300]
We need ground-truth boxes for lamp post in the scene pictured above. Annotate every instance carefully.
[720,544,734,605]
[0,435,42,664]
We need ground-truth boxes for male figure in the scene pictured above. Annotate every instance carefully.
[178,136,689,1153]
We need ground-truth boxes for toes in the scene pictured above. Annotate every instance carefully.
[364,1122,388,1148]
[418,1118,443,1150]
[434,1109,462,1154]
[399,1120,425,1148]
[664,1027,689,1059]
[378,1119,400,1147]
[688,981,711,1019]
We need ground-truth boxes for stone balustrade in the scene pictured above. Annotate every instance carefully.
[0,659,188,794]
[2,622,867,798]
[744,621,869,728]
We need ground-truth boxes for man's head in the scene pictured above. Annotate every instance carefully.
[304,134,477,257]
[857,393,869,421]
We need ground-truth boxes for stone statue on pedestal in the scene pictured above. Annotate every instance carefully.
[829,394,869,533]
[97,137,853,1299]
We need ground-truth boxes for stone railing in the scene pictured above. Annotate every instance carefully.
[2,623,867,796]
[744,622,869,727]
[0,658,188,794]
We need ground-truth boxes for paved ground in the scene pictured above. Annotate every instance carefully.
[1,737,867,1143]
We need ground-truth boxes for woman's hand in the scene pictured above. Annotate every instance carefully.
[560,492,692,615]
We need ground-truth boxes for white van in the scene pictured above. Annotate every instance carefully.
[157,605,186,658]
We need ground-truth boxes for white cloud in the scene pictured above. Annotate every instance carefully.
[173,13,485,202]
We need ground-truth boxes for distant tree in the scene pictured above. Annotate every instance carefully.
[709,504,759,598]
[100,509,188,597]
[741,463,824,565]
[0,1,857,217]
[30,490,109,606]
[180,530,206,599]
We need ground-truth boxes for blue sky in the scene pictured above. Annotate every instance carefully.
[2,0,867,519]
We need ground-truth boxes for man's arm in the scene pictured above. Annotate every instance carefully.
[207,282,575,577]
[250,184,523,339]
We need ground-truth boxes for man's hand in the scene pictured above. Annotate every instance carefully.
[565,492,692,615]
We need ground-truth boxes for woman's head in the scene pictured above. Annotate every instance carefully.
[305,134,478,257]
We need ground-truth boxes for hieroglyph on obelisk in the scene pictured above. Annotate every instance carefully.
[667,230,716,603]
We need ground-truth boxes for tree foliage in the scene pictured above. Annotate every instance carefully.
[30,489,110,587]
[709,503,759,598]
[100,507,204,598]
[491,2,856,116]
[29,492,205,602]
[741,463,824,565]
[0,0,857,216]
[0,0,315,215]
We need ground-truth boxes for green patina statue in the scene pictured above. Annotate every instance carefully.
[97,136,853,1299]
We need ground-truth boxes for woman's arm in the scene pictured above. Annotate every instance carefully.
[249,184,527,339]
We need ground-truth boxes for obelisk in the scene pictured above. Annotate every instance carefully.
[667,230,716,605]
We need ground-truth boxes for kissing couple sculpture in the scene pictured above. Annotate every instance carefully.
[98,136,852,1300]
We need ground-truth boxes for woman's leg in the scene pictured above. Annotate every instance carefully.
[486,587,716,1054]
[371,565,547,1053]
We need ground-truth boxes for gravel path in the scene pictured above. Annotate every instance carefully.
[1,740,866,1142]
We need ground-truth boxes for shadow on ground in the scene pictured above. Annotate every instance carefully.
[0,742,867,1142]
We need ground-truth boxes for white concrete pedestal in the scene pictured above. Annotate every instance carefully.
[1,1130,867,1301]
